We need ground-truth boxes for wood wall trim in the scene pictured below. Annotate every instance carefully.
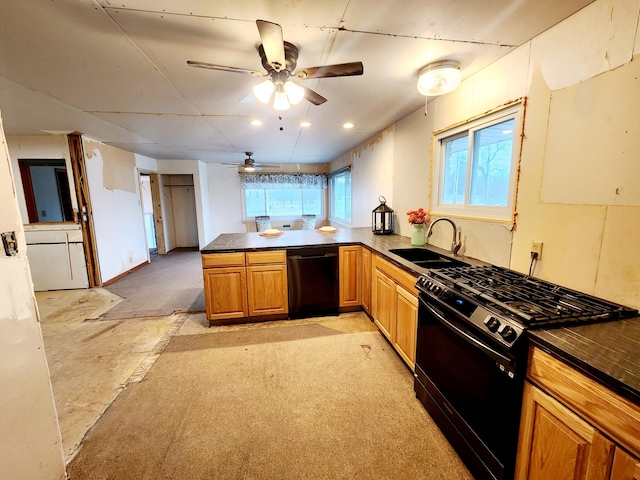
[102,261,149,286]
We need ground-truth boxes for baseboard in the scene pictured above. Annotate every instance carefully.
[102,261,149,286]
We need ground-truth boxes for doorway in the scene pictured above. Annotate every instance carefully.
[139,172,158,256]
[161,174,199,251]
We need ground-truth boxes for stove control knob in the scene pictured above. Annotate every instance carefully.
[500,325,517,342]
[484,317,500,332]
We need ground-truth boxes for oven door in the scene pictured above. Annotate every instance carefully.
[414,294,526,480]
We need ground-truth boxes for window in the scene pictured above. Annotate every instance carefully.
[329,168,351,223]
[241,173,326,219]
[433,104,522,221]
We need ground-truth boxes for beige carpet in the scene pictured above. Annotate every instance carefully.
[67,315,472,480]
[102,248,205,319]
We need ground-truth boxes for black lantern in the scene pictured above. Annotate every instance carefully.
[372,196,394,235]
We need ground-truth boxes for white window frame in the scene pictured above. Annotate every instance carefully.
[431,102,523,222]
[328,168,351,225]
[241,185,326,222]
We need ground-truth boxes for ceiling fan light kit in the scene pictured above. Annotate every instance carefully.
[253,80,275,103]
[417,60,462,96]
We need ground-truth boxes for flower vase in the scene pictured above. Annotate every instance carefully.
[411,224,426,246]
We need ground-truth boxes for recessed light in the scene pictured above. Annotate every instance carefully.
[300,121,311,127]
[343,122,354,129]
[502,129,513,134]
[251,119,263,126]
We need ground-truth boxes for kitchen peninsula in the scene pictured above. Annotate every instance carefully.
[202,227,640,478]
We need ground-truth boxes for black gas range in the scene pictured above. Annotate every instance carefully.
[413,264,637,480]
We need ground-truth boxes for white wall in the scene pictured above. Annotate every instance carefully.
[206,163,246,238]
[330,127,395,229]
[83,138,154,283]
[0,114,66,479]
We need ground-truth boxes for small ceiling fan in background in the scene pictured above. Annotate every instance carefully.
[223,152,281,172]
[187,19,364,110]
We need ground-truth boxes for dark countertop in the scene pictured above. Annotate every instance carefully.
[201,226,486,277]
[201,226,640,406]
[528,319,640,404]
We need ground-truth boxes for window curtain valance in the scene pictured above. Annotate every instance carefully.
[240,173,327,189]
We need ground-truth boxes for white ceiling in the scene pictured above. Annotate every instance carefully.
[0,0,593,166]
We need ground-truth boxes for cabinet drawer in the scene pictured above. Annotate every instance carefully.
[373,254,418,295]
[246,250,286,265]
[202,252,245,268]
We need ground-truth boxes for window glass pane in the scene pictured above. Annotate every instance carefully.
[245,189,266,217]
[469,119,514,207]
[331,172,351,221]
[303,188,322,215]
[266,189,303,216]
[345,172,351,221]
[441,135,468,205]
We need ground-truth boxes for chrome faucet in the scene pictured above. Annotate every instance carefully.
[426,218,462,256]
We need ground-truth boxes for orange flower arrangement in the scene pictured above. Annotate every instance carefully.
[407,208,429,225]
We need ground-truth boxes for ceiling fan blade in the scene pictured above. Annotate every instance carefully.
[187,60,265,76]
[294,62,364,79]
[299,84,327,106]
[256,20,286,71]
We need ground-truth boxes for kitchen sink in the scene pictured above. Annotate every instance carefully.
[388,248,468,269]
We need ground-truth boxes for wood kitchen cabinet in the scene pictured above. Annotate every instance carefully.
[515,347,640,480]
[611,449,640,480]
[372,267,395,339]
[371,254,419,370]
[202,252,248,322]
[361,247,372,314]
[339,245,361,308]
[246,251,288,317]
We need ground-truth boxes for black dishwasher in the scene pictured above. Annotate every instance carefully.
[287,246,339,318]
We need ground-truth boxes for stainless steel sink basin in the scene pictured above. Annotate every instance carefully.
[388,248,468,269]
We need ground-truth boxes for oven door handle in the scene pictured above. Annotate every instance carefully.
[420,297,514,367]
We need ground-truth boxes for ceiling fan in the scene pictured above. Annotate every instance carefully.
[187,20,364,110]
[224,152,280,172]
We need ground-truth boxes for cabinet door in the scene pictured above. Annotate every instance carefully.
[394,284,418,370]
[361,247,372,314]
[515,382,615,480]
[203,267,248,320]
[372,268,396,340]
[247,264,288,316]
[339,246,361,307]
[611,449,640,480]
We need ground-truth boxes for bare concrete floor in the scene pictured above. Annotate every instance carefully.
[37,289,191,460]
[37,289,375,463]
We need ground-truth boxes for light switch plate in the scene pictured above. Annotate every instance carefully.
[2,231,18,256]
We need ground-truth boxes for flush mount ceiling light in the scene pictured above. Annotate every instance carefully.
[417,60,462,97]
[343,122,354,129]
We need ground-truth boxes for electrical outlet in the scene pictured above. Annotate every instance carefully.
[531,241,543,259]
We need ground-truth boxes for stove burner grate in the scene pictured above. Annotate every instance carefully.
[430,265,637,328]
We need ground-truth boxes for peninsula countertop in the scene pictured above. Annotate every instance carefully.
[201,227,640,406]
